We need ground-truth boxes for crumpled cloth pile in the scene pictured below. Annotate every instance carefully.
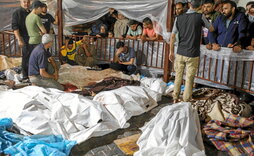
[192,88,252,122]
[204,114,254,156]
[0,118,76,156]
[73,77,140,96]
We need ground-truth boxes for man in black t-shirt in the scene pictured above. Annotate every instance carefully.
[39,3,58,34]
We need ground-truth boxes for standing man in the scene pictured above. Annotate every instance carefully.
[26,1,46,52]
[169,0,214,103]
[39,3,58,34]
[29,34,64,91]
[12,0,31,80]
[202,0,220,44]
[175,2,185,16]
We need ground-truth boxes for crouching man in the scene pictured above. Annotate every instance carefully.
[29,34,64,90]
[110,41,136,75]
[75,35,97,67]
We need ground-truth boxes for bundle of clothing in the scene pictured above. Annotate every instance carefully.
[191,88,252,122]
[204,114,254,156]
[73,77,140,96]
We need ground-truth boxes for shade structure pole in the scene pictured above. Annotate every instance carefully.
[57,0,63,61]
[163,0,175,82]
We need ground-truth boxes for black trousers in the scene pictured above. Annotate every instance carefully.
[22,42,37,79]
[110,63,136,75]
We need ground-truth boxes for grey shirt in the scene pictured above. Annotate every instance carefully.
[172,9,212,57]
[172,9,212,34]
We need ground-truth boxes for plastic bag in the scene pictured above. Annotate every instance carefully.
[4,69,22,84]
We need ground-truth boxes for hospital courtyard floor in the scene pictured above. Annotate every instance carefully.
[70,96,229,156]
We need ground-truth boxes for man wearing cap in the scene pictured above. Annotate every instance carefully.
[169,0,214,103]
[26,1,46,52]
[12,0,31,80]
[28,34,64,90]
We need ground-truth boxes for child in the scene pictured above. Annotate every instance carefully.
[126,20,142,40]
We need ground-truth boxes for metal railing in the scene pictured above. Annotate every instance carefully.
[62,35,166,69]
[1,31,253,94]
[0,32,166,69]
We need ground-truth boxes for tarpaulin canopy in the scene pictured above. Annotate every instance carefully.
[47,0,171,41]
[0,0,248,41]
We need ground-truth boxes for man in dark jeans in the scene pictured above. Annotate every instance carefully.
[12,0,30,80]
[110,41,136,75]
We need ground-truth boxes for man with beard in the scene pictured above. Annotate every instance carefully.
[207,0,247,53]
[39,3,58,34]
[12,0,30,80]
[202,0,220,44]
[175,2,185,16]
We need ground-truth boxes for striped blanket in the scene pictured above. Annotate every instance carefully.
[204,114,254,156]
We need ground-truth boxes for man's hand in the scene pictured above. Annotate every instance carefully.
[96,34,101,38]
[53,72,59,80]
[141,35,146,42]
[227,43,234,48]
[116,49,122,55]
[212,43,221,51]
[39,31,44,36]
[251,39,254,46]
[18,39,24,48]
[206,43,212,50]
[232,45,242,53]
[82,43,88,49]
[246,46,254,50]
[169,53,174,62]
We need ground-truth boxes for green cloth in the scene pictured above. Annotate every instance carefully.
[210,11,220,23]
[26,13,43,44]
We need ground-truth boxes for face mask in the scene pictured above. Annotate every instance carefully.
[248,14,254,23]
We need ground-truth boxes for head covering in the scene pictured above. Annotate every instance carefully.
[42,34,53,44]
